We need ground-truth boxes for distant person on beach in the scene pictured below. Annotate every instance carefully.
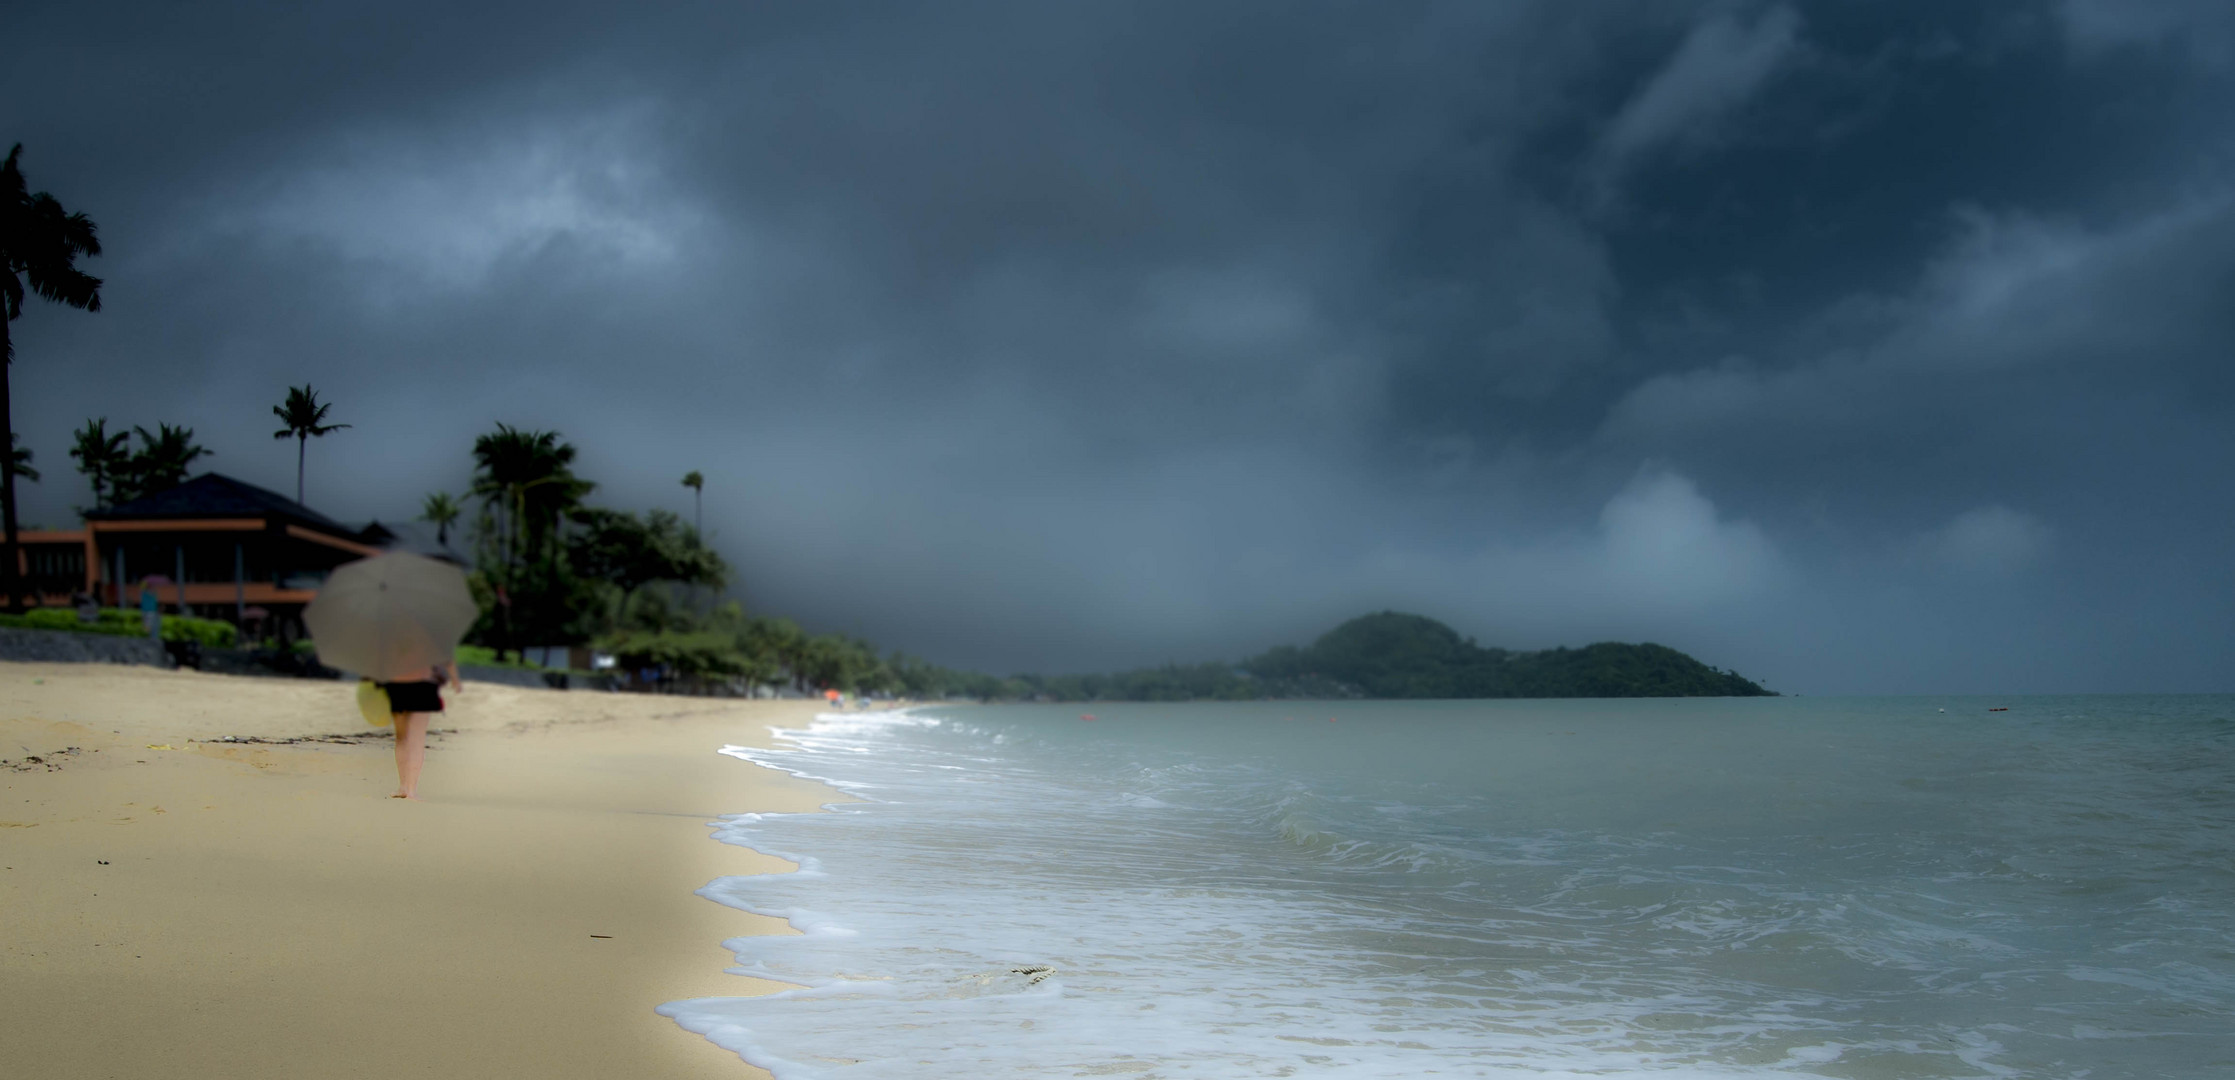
[73,590,98,625]
[139,581,160,640]
[385,661,463,801]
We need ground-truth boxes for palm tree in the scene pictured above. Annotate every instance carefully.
[681,470,704,536]
[470,424,593,567]
[2,144,103,613]
[470,424,593,658]
[68,417,129,511]
[420,491,461,547]
[118,424,212,503]
[271,384,349,506]
[7,434,34,483]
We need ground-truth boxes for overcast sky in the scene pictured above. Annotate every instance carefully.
[7,1,2233,693]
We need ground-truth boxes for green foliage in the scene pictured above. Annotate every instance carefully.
[1234,612,1771,699]
[68,417,129,511]
[7,433,34,482]
[2,142,106,360]
[1280,612,1488,698]
[470,424,594,560]
[159,613,239,648]
[974,612,1776,703]
[737,615,806,676]
[3,143,103,609]
[506,553,607,647]
[107,423,213,504]
[0,607,236,647]
[270,384,349,504]
[1011,662,1263,703]
[419,491,461,545]
[270,384,348,443]
[567,507,727,612]
[62,419,212,507]
[465,424,597,658]
[454,643,547,670]
[602,629,768,682]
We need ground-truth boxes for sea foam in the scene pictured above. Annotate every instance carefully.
[663,697,2235,1079]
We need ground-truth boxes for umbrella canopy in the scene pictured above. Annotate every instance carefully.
[302,552,479,681]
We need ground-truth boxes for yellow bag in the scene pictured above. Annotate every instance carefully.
[356,680,393,726]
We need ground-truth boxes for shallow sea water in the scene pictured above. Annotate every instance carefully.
[659,696,2235,1079]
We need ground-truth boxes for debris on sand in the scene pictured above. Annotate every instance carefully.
[4,746,83,772]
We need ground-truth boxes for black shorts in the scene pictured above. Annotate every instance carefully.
[382,680,445,714]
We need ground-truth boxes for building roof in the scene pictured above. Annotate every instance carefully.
[362,518,470,565]
[85,473,367,538]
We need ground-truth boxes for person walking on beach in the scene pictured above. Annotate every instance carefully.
[384,661,462,800]
[300,551,480,801]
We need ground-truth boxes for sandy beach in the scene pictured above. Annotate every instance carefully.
[1,660,839,1079]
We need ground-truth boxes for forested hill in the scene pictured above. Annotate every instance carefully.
[1240,612,1773,699]
[1008,612,1774,701]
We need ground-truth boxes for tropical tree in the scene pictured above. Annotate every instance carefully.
[1,143,103,612]
[419,491,460,546]
[470,425,593,567]
[68,417,129,511]
[738,615,807,690]
[7,434,34,482]
[469,424,594,658]
[567,507,728,632]
[270,384,349,506]
[110,424,212,504]
[681,470,704,535]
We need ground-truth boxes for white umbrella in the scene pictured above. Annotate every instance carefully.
[301,552,479,681]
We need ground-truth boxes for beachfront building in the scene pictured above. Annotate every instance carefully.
[14,472,385,637]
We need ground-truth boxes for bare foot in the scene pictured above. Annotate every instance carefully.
[390,791,419,801]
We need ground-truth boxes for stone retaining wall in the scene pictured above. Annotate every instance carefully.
[0,626,172,668]
[0,626,620,691]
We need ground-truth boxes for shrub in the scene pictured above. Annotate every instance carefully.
[454,644,544,669]
[160,615,238,648]
[0,607,237,648]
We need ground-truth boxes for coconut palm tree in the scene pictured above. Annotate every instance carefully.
[1,144,103,612]
[7,434,34,483]
[271,384,349,506]
[470,424,593,567]
[681,470,704,535]
[68,417,129,511]
[470,424,593,658]
[420,491,461,546]
[117,423,212,503]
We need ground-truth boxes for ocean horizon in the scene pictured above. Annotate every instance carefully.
[664,695,2235,1079]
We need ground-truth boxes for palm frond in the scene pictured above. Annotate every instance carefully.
[272,384,349,438]
[8,435,37,483]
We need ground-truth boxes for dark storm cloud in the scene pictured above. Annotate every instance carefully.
[5,1,2232,692]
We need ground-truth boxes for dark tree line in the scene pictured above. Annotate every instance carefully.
[987,612,1775,702]
[66,420,213,511]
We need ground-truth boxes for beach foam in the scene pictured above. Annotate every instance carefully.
[666,697,2235,1079]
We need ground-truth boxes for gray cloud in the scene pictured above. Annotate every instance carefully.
[5,0,2233,693]
[1592,5,1805,198]
[2059,0,2235,65]
[1923,505,2053,577]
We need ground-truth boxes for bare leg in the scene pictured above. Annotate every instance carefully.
[390,712,429,799]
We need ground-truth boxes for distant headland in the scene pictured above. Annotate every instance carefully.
[1007,611,1775,701]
